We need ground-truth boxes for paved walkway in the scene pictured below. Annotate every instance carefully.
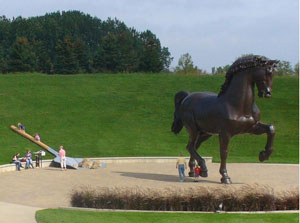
[0,201,42,223]
[0,162,298,222]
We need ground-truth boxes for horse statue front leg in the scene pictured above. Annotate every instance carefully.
[249,122,275,162]
[219,132,232,184]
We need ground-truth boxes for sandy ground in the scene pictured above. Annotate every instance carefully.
[0,162,298,209]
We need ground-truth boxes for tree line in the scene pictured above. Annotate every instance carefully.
[212,60,299,76]
[0,11,173,74]
[175,53,299,76]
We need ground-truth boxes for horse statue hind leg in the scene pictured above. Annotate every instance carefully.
[171,91,210,178]
[185,127,210,178]
[188,133,211,177]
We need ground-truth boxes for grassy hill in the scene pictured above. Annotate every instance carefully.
[0,73,298,164]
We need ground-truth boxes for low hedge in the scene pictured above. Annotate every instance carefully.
[70,185,299,212]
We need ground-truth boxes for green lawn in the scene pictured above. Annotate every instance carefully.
[0,73,298,164]
[36,209,299,223]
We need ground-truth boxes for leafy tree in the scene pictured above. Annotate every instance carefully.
[294,62,299,76]
[214,65,230,75]
[275,61,294,76]
[175,53,197,74]
[223,65,230,73]
[160,47,173,72]
[211,67,216,75]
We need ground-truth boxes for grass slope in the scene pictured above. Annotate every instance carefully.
[0,73,298,164]
[35,209,299,223]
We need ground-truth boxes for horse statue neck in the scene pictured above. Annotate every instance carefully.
[222,71,255,115]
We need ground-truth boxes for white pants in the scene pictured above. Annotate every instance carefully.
[60,157,66,169]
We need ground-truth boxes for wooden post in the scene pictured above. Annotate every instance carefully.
[10,125,50,150]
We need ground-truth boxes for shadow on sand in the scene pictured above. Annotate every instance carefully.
[114,171,243,185]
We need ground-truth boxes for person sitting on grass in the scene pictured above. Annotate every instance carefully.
[12,152,24,171]
[25,150,34,169]
[17,123,25,132]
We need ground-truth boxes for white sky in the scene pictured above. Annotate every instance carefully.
[0,0,299,72]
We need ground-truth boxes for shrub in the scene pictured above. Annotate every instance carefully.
[70,184,299,211]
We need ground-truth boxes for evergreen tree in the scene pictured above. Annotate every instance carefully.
[0,45,8,73]
[8,37,37,72]
[0,11,172,74]
[139,30,163,72]
[101,33,121,72]
[93,46,105,73]
[34,40,54,74]
[54,37,79,74]
[73,40,90,73]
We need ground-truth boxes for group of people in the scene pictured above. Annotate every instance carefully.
[12,150,34,171]
[15,122,67,170]
[12,146,67,171]
[16,124,194,177]
[176,152,201,182]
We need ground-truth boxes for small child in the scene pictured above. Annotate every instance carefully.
[34,133,40,141]
[17,123,25,132]
[194,164,201,182]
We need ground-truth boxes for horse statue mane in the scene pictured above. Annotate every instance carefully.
[218,55,270,97]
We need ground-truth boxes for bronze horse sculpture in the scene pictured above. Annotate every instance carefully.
[171,55,279,184]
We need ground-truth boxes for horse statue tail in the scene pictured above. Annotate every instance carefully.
[171,90,189,134]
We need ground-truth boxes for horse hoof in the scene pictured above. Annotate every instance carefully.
[259,151,269,162]
[189,172,195,177]
[200,171,208,178]
[221,177,232,184]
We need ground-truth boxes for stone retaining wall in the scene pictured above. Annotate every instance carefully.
[0,157,212,173]
[90,157,212,164]
[0,160,53,173]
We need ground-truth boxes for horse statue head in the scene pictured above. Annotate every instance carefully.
[219,55,279,98]
[253,58,279,98]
